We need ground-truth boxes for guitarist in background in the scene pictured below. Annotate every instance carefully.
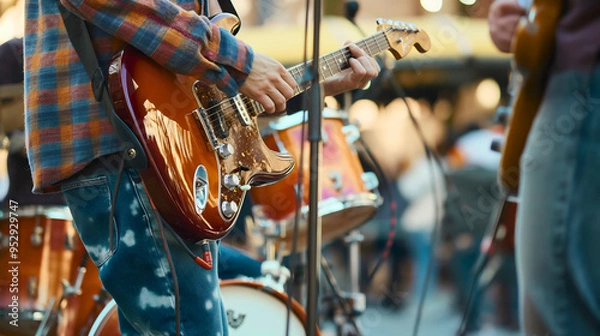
[489,0,600,335]
[23,0,380,334]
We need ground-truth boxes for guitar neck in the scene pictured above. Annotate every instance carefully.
[288,30,390,95]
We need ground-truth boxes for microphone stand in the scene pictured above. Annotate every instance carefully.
[306,0,323,334]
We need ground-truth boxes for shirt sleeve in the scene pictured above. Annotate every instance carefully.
[59,0,253,96]
[218,244,262,280]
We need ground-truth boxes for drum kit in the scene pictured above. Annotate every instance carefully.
[0,206,110,336]
[1,94,383,335]
[239,107,384,335]
[85,107,384,336]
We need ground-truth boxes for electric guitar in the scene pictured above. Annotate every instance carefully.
[107,15,431,242]
[498,0,563,195]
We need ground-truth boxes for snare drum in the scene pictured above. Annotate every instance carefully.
[250,109,382,251]
[0,206,104,336]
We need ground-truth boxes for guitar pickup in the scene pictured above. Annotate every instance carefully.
[207,100,229,139]
[192,108,219,150]
[232,95,252,126]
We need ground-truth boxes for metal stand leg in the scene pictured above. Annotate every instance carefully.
[320,229,368,336]
[321,256,363,336]
[345,230,364,297]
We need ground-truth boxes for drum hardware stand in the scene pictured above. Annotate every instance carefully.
[77,288,112,336]
[252,217,291,292]
[35,252,92,336]
[61,265,87,297]
[28,277,39,304]
[252,214,284,262]
[321,256,363,336]
[259,259,291,293]
[31,206,44,247]
[344,230,365,299]
[34,297,57,336]
[456,196,513,336]
[250,208,309,306]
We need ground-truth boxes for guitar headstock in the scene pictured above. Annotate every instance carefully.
[377,19,431,60]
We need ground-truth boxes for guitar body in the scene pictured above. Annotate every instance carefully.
[106,17,430,242]
[107,14,295,241]
[499,0,563,195]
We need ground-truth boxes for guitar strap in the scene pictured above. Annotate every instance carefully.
[56,2,148,169]
[215,0,241,35]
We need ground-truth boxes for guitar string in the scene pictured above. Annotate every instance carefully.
[199,31,396,123]
[197,34,389,122]
[198,40,387,123]
[198,30,402,123]
[197,29,413,125]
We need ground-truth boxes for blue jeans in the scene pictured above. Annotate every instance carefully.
[517,65,600,335]
[61,156,228,335]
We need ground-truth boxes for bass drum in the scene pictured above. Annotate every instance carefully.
[87,299,119,336]
[87,280,320,335]
[221,280,320,336]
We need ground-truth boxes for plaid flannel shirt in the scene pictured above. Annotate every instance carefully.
[24,0,253,192]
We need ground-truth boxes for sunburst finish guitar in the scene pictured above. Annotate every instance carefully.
[107,15,431,242]
[498,0,563,195]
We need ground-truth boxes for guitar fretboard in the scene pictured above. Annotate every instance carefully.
[288,29,391,95]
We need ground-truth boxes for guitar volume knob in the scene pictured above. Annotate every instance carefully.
[221,201,238,218]
[218,144,234,158]
[223,174,241,189]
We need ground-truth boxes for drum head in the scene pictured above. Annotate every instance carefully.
[221,282,307,336]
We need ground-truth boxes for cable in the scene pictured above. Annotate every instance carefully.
[357,136,398,286]
[104,151,182,335]
[377,61,445,336]
[130,164,184,336]
[149,206,182,336]
[321,256,362,336]
[455,194,508,336]
[108,151,127,253]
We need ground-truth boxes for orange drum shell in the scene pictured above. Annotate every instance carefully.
[250,115,380,250]
[0,210,75,312]
[252,117,369,219]
[0,208,104,336]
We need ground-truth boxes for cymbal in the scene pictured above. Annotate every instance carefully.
[0,83,24,133]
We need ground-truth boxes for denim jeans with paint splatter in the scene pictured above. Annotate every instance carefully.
[516,65,600,336]
[61,158,229,336]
